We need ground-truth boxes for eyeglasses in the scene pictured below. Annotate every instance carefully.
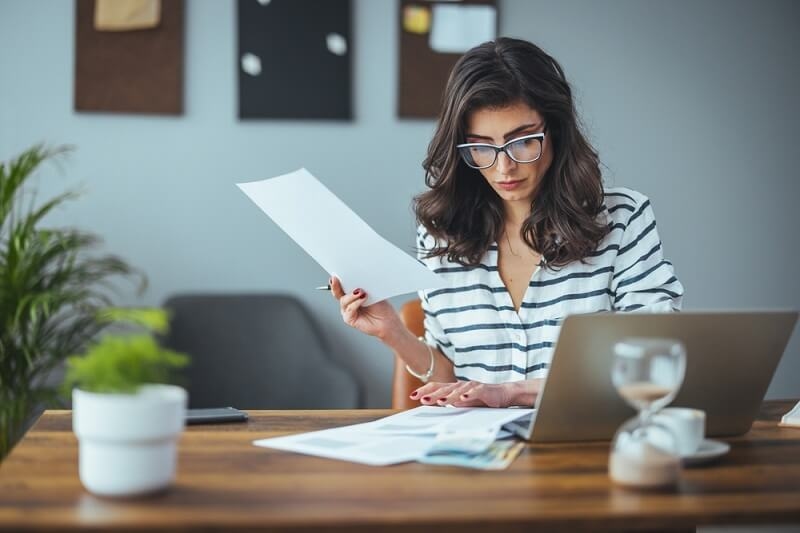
[456,128,547,170]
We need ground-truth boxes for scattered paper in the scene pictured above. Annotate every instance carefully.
[420,440,526,470]
[94,0,161,31]
[429,4,496,54]
[403,5,432,34]
[326,33,347,56]
[254,423,434,466]
[430,426,500,454]
[356,405,535,435]
[253,406,534,466]
[779,399,800,428]
[241,53,262,76]
[237,168,444,305]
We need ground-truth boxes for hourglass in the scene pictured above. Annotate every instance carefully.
[608,337,687,488]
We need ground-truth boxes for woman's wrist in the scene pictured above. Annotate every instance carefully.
[381,327,454,382]
[377,321,415,349]
[509,379,543,407]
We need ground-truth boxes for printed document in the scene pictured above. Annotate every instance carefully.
[237,168,444,305]
[253,406,534,466]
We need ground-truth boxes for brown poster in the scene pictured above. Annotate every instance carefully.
[74,0,184,114]
[398,0,497,119]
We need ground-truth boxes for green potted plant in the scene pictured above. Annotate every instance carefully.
[64,308,189,497]
[0,145,143,460]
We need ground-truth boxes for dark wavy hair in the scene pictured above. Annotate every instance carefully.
[414,37,608,268]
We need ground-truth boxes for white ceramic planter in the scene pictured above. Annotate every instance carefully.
[72,384,187,497]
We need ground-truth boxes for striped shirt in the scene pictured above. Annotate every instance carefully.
[417,187,684,384]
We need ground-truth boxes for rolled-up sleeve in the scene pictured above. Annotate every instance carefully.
[611,195,684,312]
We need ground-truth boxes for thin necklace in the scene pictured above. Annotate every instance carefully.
[504,231,522,258]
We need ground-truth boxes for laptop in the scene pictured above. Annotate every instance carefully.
[505,310,798,442]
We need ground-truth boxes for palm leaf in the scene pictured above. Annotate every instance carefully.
[0,145,143,460]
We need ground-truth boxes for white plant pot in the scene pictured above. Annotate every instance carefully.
[72,384,187,497]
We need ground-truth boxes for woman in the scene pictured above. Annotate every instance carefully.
[331,37,683,408]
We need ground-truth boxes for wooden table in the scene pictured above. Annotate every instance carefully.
[1,401,799,532]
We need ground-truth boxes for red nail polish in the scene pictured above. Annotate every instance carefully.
[461,394,470,399]
[353,289,361,295]
[422,396,431,402]
[410,391,419,397]
[437,398,447,403]
[359,293,367,299]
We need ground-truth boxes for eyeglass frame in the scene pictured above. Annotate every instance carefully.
[455,126,548,170]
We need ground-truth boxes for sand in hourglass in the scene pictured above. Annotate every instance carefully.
[618,382,673,404]
[609,442,679,488]
[610,381,680,488]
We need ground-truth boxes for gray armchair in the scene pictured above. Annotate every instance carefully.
[162,293,361,409]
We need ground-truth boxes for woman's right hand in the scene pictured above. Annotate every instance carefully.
[330,276,405,341]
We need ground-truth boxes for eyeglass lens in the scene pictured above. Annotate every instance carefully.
[460,136,543,169]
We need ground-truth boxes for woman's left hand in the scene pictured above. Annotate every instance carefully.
[409,379,543,408]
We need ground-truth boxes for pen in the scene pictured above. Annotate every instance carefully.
[315,285,332,291]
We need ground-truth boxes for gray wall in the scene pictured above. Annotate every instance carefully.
[1,0,797,408]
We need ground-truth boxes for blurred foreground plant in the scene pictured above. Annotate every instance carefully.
[0,145,144,460]
[63,308,187,395]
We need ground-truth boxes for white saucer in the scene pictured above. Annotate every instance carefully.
[681,439,730,466]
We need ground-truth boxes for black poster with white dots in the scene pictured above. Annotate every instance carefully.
[237,0,352,120]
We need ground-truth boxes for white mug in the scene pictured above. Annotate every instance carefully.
[652,407,706,456]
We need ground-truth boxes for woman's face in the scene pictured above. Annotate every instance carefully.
[464,101,552,208]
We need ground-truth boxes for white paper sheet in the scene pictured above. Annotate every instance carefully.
[253,423,434,466]
[355,405,535,435]
[429,4,496,54]
[237,168,444,305]
[252,406,533,466]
